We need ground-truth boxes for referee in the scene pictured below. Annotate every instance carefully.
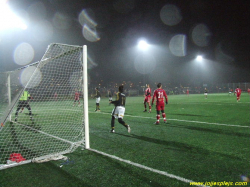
[15,90,33,122]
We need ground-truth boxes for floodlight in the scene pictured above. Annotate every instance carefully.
[0,2,27,31]
[196,55,203,61]
[137,40,149,50]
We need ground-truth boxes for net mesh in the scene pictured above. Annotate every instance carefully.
[0,43,85,169]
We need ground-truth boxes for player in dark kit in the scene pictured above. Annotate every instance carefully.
[109,85,130,133]
[108,89,113,105]
[94,87,101,111]
[151,83,168,125]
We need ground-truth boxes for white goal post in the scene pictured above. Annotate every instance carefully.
[0,43,89,170]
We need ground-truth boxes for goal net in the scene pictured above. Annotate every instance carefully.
[0,43,89,169]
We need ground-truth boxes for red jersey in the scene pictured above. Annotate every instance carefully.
[152,88,168,104]
[235,88,241,95]
[145,87,151,97]
[75,92,80,99]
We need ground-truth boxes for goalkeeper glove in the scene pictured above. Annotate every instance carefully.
[165,101,168,105]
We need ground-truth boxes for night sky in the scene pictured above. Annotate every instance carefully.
[0,0,249,86]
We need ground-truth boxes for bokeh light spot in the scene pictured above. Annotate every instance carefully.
[82,25,100,42]
[14,43,34,66]
[134,53,156,74]
[160,4,182,26]
[20,66,42,88]
[78,9,97,28]
[27,1,47,21]
[169,34,187,57]
[191,23,211,47]
[52,12,72,30]
[32,20,54,42]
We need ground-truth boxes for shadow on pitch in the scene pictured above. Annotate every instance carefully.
[166,123,249,138]
[115,133,243,160]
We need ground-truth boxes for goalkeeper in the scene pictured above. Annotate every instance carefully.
[109,85,130,133]
[15,90,33,122]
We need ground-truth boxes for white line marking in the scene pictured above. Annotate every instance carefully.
[90,111,250,128]
[27,108,250,128]
[88,148,208,187]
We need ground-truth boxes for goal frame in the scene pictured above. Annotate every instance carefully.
[0,44,89,170]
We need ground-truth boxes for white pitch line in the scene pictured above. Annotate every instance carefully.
[28,108,250,128]
[90,111,250,128]
[88,148,208,187]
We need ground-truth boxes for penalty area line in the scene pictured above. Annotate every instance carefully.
[88,148,208,187]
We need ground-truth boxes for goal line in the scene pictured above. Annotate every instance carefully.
[88,148,208,187]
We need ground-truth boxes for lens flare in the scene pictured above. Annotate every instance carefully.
[191,23,211,47]
[20,66,42,88]
[14,43,34,66]
[134,53,156,74]
[160,4,182,26]
[169,34,187,57]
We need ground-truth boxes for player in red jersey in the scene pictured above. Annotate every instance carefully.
[247,88,250,95]
[73,89,80,106]
[54,92,58,101]
[143,84,152,113]
[186,89,189,96]
[235,86,242,102]
[151,83,168,125]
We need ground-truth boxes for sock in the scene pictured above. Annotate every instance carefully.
[162,113,166,121]
[156,114,160,122]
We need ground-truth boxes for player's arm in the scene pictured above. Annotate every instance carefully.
[110,93,119,105]
[164,91,168,104]
[151,91,156,105]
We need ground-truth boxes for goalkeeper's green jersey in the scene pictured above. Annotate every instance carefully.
[19,91,30,101]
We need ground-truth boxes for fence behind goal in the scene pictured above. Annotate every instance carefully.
[0,43,88,169]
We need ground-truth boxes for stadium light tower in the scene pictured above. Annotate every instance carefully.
[0,1,27,31]
[137,39,149,51]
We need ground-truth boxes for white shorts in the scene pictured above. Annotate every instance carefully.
[112,106,125,119]
[204,93,208,95]
[96,97,100,103]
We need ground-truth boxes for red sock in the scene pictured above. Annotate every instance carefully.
[156,114,160,122]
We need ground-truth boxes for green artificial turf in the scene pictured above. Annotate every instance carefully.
[1,93,249,187]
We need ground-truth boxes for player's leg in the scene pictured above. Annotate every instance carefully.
[154,104,161,124]
[110,116,115,133]
[95,97,100,111]
[147,97,151,113]
[116,106,130,133]
[161,107,167,123]
[15,102,22,121]
[25,102,33,120]
[143,98,147,112]
[118,118,130,133]
[19,107,24,113]
[110,107,117,133]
